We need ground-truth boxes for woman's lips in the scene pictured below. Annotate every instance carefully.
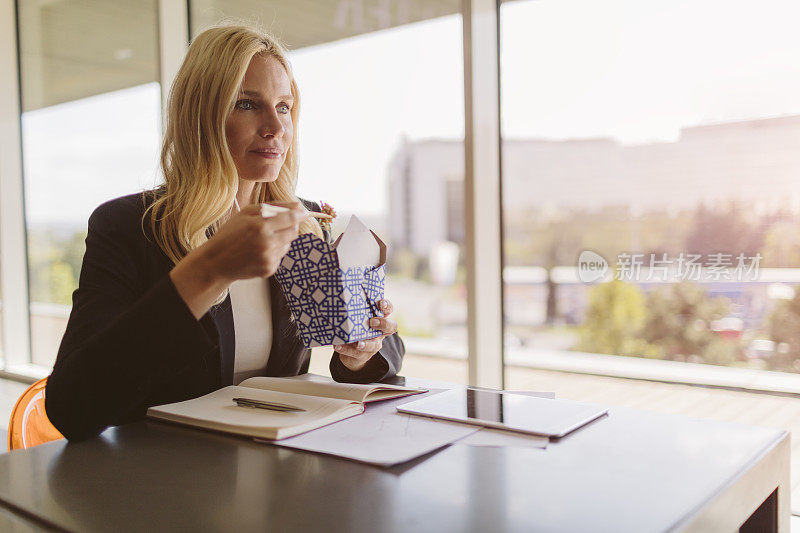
[252,151,282,160]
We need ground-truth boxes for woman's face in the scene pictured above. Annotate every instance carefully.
[226,54,294,184]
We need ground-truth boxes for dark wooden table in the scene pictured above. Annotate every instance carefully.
[0,377,789,532]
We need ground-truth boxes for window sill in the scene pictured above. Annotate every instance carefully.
[403,337,800,396]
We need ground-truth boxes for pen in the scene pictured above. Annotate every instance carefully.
[232,397,306,412]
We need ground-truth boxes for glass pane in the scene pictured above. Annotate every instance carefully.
[0,267,3,363]
[191,1,467,382]
[500,0,800,373]
[18,0,161,367]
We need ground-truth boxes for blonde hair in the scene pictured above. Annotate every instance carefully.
[144,23,321,302]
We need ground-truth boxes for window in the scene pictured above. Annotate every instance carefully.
[0,265,3,361]
[18,0,162,367]
[500,0,800,374]
[191,0,466,379]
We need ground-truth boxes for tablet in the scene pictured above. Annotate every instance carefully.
[396,388,608,438]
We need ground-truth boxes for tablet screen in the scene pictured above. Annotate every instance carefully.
[397,388,608,438]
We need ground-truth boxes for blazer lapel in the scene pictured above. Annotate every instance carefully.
[209,294,235,386]
[266,275,302,376]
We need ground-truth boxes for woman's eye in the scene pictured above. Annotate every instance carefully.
[236,99,255,110]
[277,103,290,114]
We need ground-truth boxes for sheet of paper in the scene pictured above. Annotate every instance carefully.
[453,391,554,449]
[335,215,381,270]
[270,390,479,467]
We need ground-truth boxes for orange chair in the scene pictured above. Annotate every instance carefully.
[7,378,64,451]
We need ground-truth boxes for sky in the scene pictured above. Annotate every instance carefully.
[21,0,800,226]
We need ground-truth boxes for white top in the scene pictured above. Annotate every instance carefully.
[229,277,272,385]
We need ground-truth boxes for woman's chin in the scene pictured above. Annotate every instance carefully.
[241,173,280,183]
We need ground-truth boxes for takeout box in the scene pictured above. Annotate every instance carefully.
[274,216,386,348]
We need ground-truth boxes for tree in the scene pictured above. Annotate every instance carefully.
[578,280,739,365]
[63,230,87,278]
[761,222,800,268]
[685,202,764,261]
[767,292,800,370]
[643,282,733,363]
[27,227,83,305]
[47,261,77,306]
[576,280,659,357]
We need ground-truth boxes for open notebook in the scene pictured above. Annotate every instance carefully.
[147,373,427,441]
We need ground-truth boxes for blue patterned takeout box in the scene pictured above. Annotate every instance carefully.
[274,217,387,347]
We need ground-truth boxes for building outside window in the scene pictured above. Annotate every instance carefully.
[499,0,800,375]
[9,0,800,382]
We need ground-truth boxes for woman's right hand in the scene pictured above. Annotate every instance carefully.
[169,202,307,319]
[201,202,307,284]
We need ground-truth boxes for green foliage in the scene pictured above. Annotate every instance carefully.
[685,203,764,260]
[501,202,800,270]
[642,282,731,361]
[761,222,800,267]
[46,262,78,306]
[503,205,693,268]
[62,230,87,278]
[578,281,737,364]
[576,280,660,357]
[27,227,86,306]
[767,293,800,368]
[700,338,742,366]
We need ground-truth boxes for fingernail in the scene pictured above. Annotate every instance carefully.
[357,341,365,350]
[380,300,388,309]
[370,318,380,327]
[333,345,342,350]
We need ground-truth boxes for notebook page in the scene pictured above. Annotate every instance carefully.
[239,373,425,403]
[147,385,360,438]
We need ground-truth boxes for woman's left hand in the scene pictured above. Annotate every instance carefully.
[334,299,398,372]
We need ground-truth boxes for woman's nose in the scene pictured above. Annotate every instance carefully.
[260,110,284,138]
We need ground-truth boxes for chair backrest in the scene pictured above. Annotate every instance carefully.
[7,377,64,451]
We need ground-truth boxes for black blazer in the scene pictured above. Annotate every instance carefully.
[45,192,404,441]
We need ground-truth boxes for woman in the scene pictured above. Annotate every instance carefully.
[45,24,404,442]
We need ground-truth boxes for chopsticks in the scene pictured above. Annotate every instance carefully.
[231,198,333,219]
[258,203,333,220]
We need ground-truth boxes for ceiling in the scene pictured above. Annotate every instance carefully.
[191,0,460,48]
[17,0,461,112]
[18,0,160,111]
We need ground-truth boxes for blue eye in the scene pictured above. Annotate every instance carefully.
[277,103,290,114]
[236,99,256,110]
